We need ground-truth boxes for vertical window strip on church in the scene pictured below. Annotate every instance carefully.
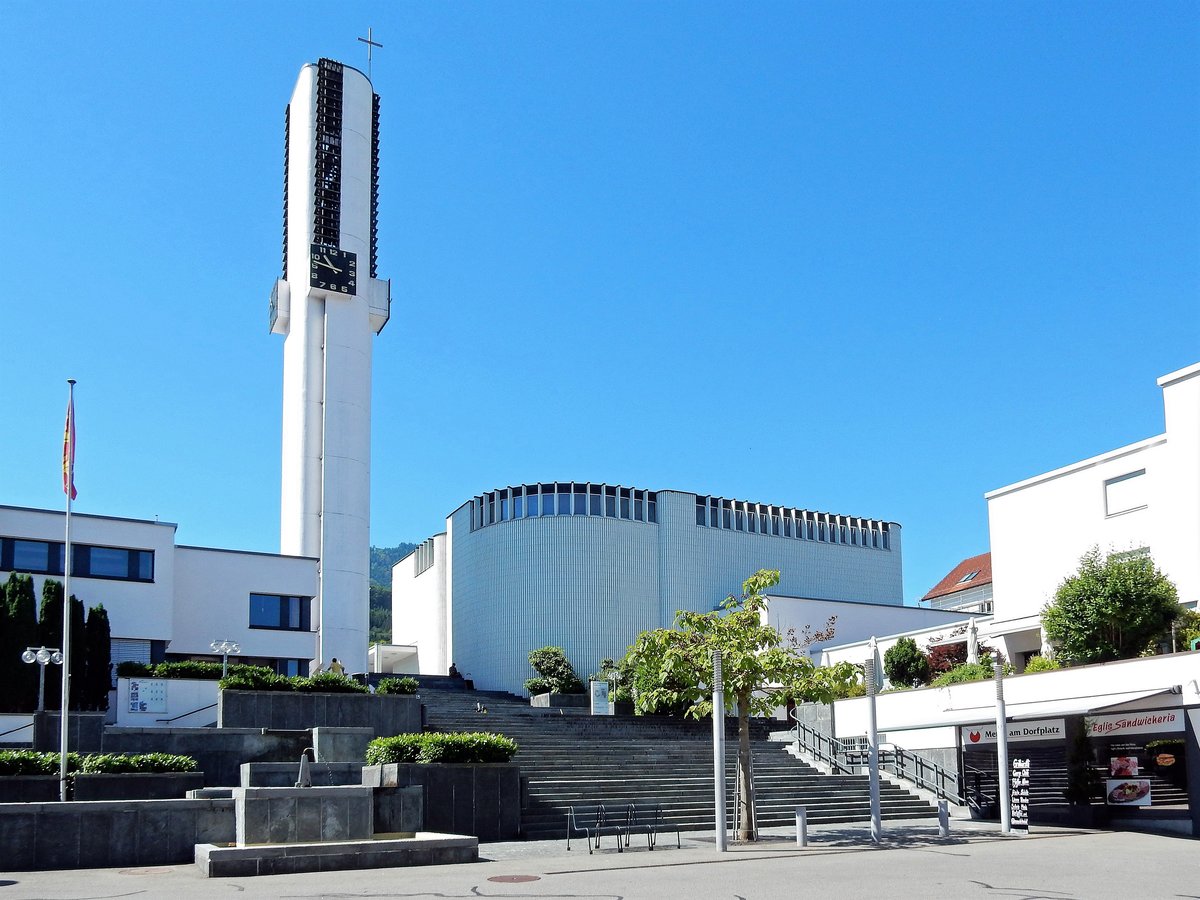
[692,495,889,550]
[469,483,659,531]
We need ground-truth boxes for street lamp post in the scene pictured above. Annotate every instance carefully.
[210,640,240,677]
[21,646,64,712]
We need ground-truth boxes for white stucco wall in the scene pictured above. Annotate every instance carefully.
[390,533,448,676]
[0,506,177,643]
[172,546,317,661]
[985,362,1200,654]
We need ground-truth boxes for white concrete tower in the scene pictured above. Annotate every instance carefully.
[270,59,390,673]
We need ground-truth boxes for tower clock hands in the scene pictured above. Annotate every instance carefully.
[314,254,343,274]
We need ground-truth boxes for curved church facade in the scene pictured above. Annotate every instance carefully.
[391,484,905,695]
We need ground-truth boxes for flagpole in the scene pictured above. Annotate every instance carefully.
[60,379,76,802]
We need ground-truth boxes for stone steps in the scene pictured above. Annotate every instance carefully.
[416,685,936,840]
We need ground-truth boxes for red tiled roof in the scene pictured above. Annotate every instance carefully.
[922,552,992,601]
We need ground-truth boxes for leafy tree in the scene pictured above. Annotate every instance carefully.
[1042,548,1180,664]
[924,625,1000,675]
[1173,608,1200,651]
[3,574,40,712]
[83,604,112,711]
[883,637,930,688]
[37,580,85,710]
[619,569,847,842]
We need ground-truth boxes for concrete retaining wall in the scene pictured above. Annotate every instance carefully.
[362,763,520,841]
[72,772,206,801]
[101,727,312,787]
[0,797,235,870]
[218,691,421,736]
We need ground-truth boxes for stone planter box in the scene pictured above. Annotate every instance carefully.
[530,692,588,708]
[363,762,520,841]
[0,775,61,802]
[72,772,206,801]
[218,690,421,736]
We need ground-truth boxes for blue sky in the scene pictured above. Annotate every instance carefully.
[2,2,1196,604]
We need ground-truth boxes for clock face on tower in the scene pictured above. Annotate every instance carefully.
[310,245,357,295]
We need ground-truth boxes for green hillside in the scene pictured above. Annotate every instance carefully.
[369,543,417,644]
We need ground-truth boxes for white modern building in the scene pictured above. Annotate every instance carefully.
[0,505,318,675]
[986,361,1200,664]
[270,58,391,673]
[390,484,919,694]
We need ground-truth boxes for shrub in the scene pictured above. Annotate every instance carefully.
[0,750,82,776]
[0,751,196,776]
[219,670,296,692]
[930,662,1010,686]
[365,732,518,765]
[152,660,227,680]
[115,661,151,677]
[76,752,198,774]
[294,671,370,694]
[523,676,557,695]
[884,637,930,688]
[525,646,585,694]
[376,677,419,695]
[1023,655,1060,673]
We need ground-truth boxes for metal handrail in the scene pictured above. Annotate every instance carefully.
[155,702,217,724]
[0,721,34,739]
[788,709,963,802]
[787,709,852,775]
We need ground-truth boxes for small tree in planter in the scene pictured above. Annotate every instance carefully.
[524,646,585,695]
[883,637,930,688]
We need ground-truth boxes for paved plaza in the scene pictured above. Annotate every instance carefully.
[1,819,1196,900]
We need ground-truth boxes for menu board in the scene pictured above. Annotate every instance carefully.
[1010,758,1030,832]
[590,680,613,716]
[128,678,168,714]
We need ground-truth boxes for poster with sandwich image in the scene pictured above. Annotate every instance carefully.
[1105,778,1151,806]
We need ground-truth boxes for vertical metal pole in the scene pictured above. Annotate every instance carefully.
[38,664,46,712]
[994,652,1011,834]
[60,379,76,802]
[712,650,727,852]
[865,656,882,842]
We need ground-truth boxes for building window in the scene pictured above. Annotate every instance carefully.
[619,488,631,519]
[1,538,154,582]
[957,570,980,585]
[590,485,602,516]
[696,498,707,526]
[647,493,657,523]
[249,593,312,631]
[1104,469,1147,517]
[574,486,587,515]
[605,486,617,517]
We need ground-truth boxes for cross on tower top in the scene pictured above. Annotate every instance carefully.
[357,27,383,79]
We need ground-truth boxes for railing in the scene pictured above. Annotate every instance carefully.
[788,710,852,775]
[788,709,963,803]
[155,702,217,725]
[0,721,34,740]
[963,764,999,815]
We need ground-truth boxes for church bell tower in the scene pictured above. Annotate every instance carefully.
[270,58,390,673]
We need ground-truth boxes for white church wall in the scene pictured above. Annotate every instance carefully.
[450,504,661,695]
[172,546,317,661]
[391,533,448,676]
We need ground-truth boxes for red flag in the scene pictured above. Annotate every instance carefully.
[62,392,77,500]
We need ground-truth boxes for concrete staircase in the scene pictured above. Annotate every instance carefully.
[413,677,936,840]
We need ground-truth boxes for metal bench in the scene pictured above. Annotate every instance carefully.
[620,802,681,850]
[566,804,625,853]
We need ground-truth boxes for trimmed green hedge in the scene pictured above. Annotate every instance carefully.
[376,677,419,695]
[217,670,368,694]
[365,732,518,765]
[0,750,197,776]
[116,660,276,682]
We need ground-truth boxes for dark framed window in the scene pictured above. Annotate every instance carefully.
[2,537,153,582]
[249,593,312,631]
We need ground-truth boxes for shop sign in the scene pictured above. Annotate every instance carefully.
[961,719,1065,747]
[1086,710,1183,737]
[1011,758,1030,832]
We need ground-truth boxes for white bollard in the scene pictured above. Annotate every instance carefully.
[795,806,808,847]
[938,800,949,838]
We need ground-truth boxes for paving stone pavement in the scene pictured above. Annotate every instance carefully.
[1,817,1197,899]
